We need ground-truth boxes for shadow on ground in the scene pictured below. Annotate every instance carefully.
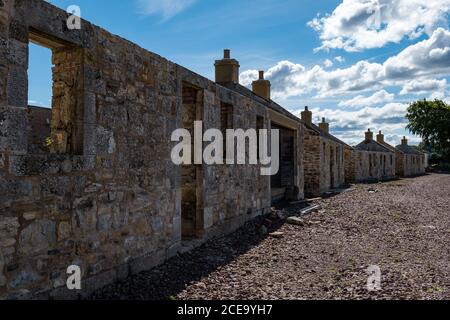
[89,202,309,300]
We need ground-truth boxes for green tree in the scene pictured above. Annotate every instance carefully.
[406,99,450,161]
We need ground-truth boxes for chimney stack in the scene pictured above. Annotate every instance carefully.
[319,117,329,134]
[215,49,240,84]
[252,71,271,100]
[401,136,408,146]
[376,130,385,144]
[301,106,312,125]
[365,129,374,141]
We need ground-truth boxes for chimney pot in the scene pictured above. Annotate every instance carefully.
[319,117,329,134]
[215,49,240,84]
[377,130,385,144]
[252,70,271,99]
[402,136,408,146]
[259,71,264,80]
[365,129,374,141]
[301,106,312,125]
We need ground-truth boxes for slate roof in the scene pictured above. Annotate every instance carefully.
[379,141,399,153]
[355,139,394,153]
[395,144,423,155]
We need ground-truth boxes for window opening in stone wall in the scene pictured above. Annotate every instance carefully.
[28,30,84,155]
[256,116,264,161]
[28,42,53,153]
[220,102,233,162]
[181,84,204,240]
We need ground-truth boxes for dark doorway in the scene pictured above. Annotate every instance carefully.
[181,84,203,240]
[270,123,295,202]
[330,146,335,188]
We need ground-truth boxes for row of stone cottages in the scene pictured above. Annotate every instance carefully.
[0,0,425,299]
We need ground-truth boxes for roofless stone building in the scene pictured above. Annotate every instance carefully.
[395,137,426,177]
[0,0,307,299]
[0,0,427,300]
[301,108,347,197]
[344,129,396,183]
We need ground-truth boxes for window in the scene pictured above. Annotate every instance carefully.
[28,29,84,155]
[220,102,233,162]
[28,43,52,154]
[256,116,264,161]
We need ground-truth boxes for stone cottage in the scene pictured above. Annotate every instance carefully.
[0,0,307,299]
[395,137,425,177]
[300,108,347,197]
[345,129,396,183]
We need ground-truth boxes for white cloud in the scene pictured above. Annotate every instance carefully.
[309,0,450,52]
[338,90,394,107]
[240,28,450,99]
[137,0,196,20]
[293,103,418,145]
[400,78,447,95]
[334,56,345,63]
[323,59,334,68]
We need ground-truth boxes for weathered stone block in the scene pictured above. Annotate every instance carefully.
[151,216,163,234]
[8,266,41,289]
[0,106,28,153]
[18,219,56,254]
[0,153,4,169]
[7,66,27,107]
[0,177,33,206]
[0,249,6,287]
[73,196,98,234]
[57,221,71,241]
[9,154,86,176]
[0,216,19,248]
[40,176,71,197]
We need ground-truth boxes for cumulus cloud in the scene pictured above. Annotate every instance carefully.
[334,56,345,63]
[137,0,196,20]
[400,78,447,95]
[240,28,450,99]
[293,103,417,145]
[323,59,334,68]
[338,90,394,107]
[308,0,450,52]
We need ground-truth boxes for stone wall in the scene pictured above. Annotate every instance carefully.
[303,127,345,197]
[303,129,321,197]
[349,150,396,182]
[396,153,425,177]
[0,0,292,299]
[344,147,356,183]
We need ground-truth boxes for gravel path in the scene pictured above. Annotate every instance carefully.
[91,173,450,300]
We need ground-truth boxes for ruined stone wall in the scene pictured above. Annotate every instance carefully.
[0,0,276,299]
[352,150,395,182]
[399,154,425,177]
[319,139,345,193]
[395,151,405,177]
[344,147,355,184]
[303,129,321,197]
[303,128,345,197]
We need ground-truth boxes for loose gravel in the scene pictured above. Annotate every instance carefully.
[91,173,450,300]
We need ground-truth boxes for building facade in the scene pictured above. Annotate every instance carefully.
[0,0,428,300]
[345,130,396,183]
[301,108,346,197]
[395,137,426,177]
[0,0,306,299]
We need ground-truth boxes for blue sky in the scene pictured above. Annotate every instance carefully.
[29,0,450,146]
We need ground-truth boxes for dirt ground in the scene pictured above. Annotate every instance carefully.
[91,173,450,300]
